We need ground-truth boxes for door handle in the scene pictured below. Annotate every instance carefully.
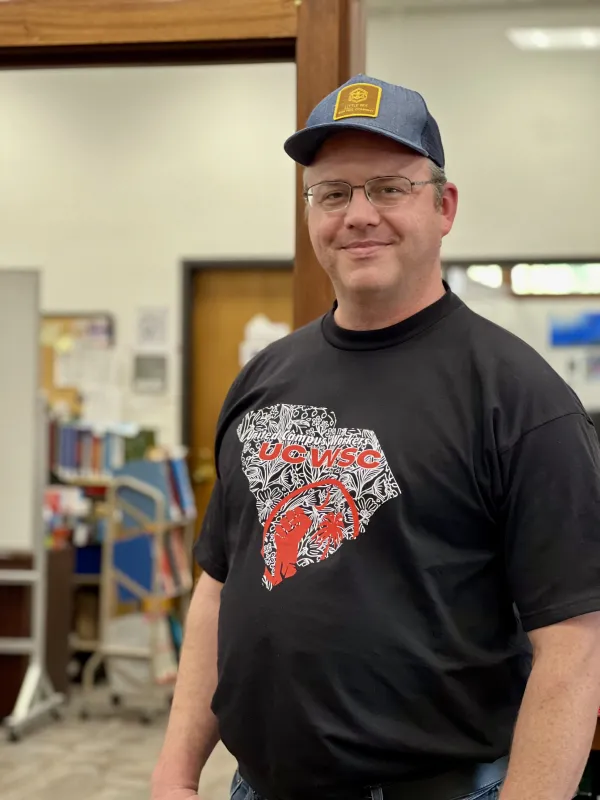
[193,447,216,485]
[192,460,216,485]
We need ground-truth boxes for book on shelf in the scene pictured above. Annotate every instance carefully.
[44,484,109,548]
[113,452,196,528]
[49,418,157,481]
[169,449,197,519]
[113,529,192,604]
[105,612,179,689]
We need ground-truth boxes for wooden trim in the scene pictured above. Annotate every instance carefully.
[293,0,366,329]
[0,38,295,69]
[0,0,297,49]
[180,259,293,448]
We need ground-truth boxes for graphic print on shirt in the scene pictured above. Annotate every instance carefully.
[236,404,400,589]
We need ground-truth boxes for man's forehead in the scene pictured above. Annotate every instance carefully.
[306,131,426,180]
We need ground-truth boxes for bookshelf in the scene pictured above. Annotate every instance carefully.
[48,417,157,483]
[77,454,196,721]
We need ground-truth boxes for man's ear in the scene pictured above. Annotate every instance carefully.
[440,182,458,238]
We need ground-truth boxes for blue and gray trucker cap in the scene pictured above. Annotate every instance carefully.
[284,74,445,169]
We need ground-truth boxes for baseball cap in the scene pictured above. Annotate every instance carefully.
[284,74,445,169]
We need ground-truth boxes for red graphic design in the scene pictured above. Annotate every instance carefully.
[259,442,382,469]
[262,479,359,587]
[237,404,400,590]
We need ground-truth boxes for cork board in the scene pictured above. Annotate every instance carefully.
[40,313,115,416]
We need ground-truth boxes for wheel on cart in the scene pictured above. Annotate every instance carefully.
[79,707,90,721]
[7,728,21,743]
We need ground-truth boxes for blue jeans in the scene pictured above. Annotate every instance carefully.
[229,770,503,800]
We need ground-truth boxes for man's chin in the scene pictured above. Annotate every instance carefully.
[340,263,399,294]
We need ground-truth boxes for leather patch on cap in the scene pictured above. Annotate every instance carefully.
[333,83,382,120]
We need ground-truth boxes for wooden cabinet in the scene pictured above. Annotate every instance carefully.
[0,547,73,718]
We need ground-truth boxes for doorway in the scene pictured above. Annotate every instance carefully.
[181,260,293,541]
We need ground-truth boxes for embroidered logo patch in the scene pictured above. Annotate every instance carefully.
[333,83,382,120]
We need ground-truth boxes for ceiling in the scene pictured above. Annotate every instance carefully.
[367,0,600,13]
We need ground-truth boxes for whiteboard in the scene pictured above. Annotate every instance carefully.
[0,270,40,552]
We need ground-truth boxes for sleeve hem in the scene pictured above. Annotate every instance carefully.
[520,596,600,632]
[194,549,228,584]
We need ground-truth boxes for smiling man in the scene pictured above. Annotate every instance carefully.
[152,75,600,800]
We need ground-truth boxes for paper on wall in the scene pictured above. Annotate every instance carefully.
[135,306,169,353]
[80,386,123,426]
[55,346,117,389]
[239,314,291,368]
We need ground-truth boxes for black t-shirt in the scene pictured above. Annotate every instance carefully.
[194,286,600,800]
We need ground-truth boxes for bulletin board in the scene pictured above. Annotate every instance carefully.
[40,313,115,417]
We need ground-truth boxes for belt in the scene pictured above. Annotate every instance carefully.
[364,755,508,800]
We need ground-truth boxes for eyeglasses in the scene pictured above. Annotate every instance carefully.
[304,176,442,213]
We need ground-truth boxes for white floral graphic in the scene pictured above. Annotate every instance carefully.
[237,404,401,589]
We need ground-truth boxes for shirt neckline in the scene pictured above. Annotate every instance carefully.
[320,282,463,351]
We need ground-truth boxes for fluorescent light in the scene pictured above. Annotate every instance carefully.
[531,30,550,48]
[466,265,504,290]
[581,29,599,48]
[507,27,600,51]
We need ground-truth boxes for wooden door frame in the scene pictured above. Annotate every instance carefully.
[0,0,365,456]
[0,0,365,329]
[0,39,295,69]
[180,258,293,448]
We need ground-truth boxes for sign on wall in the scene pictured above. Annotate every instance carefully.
[239,314,290,368]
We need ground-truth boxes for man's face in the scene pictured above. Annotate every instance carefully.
[304,131,458,301]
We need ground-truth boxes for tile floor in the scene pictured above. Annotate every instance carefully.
[0,690,236,800]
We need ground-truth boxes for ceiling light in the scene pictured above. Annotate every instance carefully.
[507,27,600,51]
[581,29,599,48]
[531,30,550,48]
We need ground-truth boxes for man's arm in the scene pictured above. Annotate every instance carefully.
[499,612,600,800]
[151,571,222,799]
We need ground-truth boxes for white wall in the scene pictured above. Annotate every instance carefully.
[368,6,600,409]
[367,6,600,260]
[0,63,296,446]
[3,8,600,444]
[444,272,600,412]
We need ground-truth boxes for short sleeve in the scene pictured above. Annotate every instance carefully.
[193,479,228,583]
[500,412,600,632]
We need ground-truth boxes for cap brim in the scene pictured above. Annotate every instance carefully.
[283,120,430,166]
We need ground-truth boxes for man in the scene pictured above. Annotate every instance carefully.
[152,75,600,800]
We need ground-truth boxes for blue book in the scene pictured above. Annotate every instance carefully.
[113,533,154,603]
[169,457,196,519]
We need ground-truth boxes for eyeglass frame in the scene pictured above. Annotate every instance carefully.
[303,175,445,212]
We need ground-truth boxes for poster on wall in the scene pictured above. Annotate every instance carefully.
[239,314,291,368]
[549,312,600,347]
[135,307,169,353]
[586,355,600,382]
[132,353,168,394]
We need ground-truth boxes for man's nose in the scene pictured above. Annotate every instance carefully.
[343,188,381,227]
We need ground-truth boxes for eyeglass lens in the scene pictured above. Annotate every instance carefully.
[308,176,413,211]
